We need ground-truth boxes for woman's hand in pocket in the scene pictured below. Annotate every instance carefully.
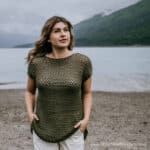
[74,118,89,133]
[29,113,39,124]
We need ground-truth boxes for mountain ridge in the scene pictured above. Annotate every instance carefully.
[14,0,150,48]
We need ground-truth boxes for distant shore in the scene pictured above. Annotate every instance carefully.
[0,88,149,149]
[0,81,18,85]
[0,45,149,48]
[12,45,150,48]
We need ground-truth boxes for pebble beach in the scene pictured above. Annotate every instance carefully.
[0,89,150,150]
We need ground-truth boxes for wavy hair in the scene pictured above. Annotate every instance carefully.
[26,16,74,63]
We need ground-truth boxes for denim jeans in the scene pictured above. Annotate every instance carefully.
[33,128,84,150]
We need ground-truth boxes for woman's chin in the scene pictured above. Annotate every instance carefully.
[56,44,69,49]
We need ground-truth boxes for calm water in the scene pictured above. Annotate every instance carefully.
[0,47,150,91]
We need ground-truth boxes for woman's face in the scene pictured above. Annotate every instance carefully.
[49,22,71,49]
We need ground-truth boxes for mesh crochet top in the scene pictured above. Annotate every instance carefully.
[27,52,93,143]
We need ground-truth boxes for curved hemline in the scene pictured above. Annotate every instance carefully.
[32,126,80,143]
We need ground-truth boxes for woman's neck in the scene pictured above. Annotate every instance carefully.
[47,48,73,59]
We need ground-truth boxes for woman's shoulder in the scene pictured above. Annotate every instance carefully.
[29,56,44,64]
[75,52,91,63]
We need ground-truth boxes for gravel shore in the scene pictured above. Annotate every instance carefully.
[0,89,150,150]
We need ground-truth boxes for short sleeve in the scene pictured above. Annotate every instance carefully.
[83,56,93,81]
[27,60,36,80]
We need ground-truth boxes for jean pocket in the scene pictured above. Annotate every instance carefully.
[30,119,35,134]
[78,128,84,134]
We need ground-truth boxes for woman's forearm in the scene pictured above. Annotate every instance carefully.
[83,92,92,121]
[24,91,35,118]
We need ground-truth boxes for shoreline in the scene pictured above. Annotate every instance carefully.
[1,45,149,49]
[0,88,150,93]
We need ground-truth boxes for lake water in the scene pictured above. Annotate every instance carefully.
[0,47,150,92]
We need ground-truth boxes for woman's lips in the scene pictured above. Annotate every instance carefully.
[59,39,67,43]
[59,39,68,42]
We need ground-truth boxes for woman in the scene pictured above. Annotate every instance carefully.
[25,16,93,150]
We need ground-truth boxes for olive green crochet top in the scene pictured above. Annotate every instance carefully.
[27,52,92,143]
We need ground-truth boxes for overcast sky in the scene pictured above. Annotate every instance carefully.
[0,0,140,36]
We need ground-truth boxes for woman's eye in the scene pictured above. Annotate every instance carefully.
[64,28,69,32]
[53,28,69,33]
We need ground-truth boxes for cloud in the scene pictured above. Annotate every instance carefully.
[0,0,140,35]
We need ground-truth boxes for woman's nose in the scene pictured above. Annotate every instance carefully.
[60,30,66,36]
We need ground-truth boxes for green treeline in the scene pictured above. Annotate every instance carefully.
[74,0,150,46]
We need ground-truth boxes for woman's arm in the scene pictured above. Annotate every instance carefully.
[74,77,92,132]
[82,77,92,122]
[24,77,39,124]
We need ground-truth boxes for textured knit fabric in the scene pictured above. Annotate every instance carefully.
[27,52,93,143]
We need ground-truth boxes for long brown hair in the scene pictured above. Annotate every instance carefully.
[26,16,74,63]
